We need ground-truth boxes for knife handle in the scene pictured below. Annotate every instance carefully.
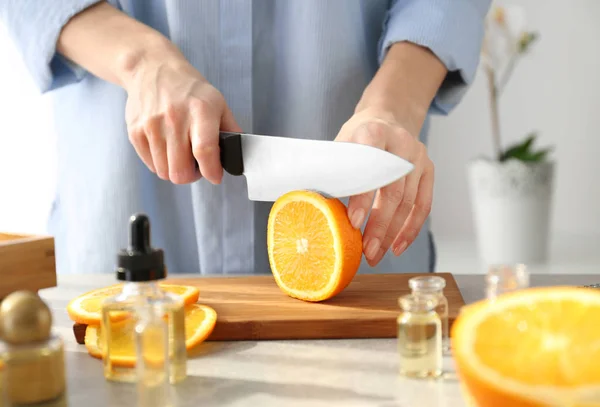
[219,132,244,176]
[193,132,244,176]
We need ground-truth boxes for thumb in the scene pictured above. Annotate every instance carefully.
[347,191,375,230]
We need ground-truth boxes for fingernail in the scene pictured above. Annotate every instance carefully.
[393,241,407,256]
[350,209,365,229]
[364,238,380,259]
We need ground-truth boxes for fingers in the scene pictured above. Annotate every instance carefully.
[372,168,421,264]
[129,97,233,185]
[129,127,155,173]
[347,192,374,230]
[164,105,199,184]
[345,121,388,230]
[144,116,168,179]
[190,99,223,184]
[392,159,434,255]
[362,178,405,266]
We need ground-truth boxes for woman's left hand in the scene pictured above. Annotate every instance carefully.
[334,107,434,266]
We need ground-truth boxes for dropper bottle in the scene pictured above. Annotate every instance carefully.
[100,213,187,391]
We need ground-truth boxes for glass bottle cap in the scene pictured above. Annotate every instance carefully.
[398,294,438,312]
[408,276,446,292]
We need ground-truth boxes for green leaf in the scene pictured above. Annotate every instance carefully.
[518,31,539,53]
[524,147,553,162]
[499,133,537,161]
[499,132,553,163]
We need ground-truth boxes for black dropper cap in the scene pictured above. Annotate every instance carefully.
[116,213,165,282]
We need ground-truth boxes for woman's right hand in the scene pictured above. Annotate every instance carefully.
[123,50,240,185]
[54,2,239,184]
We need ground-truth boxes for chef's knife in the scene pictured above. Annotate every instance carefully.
[217,131,414,202]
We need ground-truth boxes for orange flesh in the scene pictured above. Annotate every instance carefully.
[67,284,200,325]
[271,200,336,292]
[474,298,600,387]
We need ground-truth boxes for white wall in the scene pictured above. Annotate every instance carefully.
[0,24,57,235]
[1,0,599,243]
[429,0,600,239]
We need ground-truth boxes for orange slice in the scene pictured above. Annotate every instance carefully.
[452,287,600,407]
[267,190,363,302]
[67,283,200,325]
[84,303,217,367]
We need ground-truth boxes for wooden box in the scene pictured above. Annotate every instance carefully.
[0,233,57,299]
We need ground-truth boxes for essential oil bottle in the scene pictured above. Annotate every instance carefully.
[397,293,443,379]
[100,213,186,384]
[408,276,450,354]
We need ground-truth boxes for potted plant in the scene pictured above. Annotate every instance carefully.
[467,4,554,266]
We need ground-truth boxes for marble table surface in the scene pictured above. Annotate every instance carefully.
[38,273,600,407]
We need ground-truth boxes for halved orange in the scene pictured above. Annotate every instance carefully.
[267,190,363,302]
[67,284,200,325]
[85,303,217,367]
[452,287,600,407]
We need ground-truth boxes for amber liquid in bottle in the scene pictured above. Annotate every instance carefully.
[408,276,450,354]
[397,294,442,379]
[101,283,186,384]
[135,302,181,407]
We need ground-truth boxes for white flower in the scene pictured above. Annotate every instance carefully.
[482,4,532,73]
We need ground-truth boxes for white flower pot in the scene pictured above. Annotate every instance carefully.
[467,158,555,265]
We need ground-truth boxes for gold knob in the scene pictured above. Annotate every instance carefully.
[0,291,52,344]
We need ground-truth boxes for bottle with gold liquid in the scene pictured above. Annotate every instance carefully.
[100,213,186,385]
[0,291,67,406]
[409,276,449,354]
[397,293,442,379]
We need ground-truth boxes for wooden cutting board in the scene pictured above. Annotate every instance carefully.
[175,273,465,341]
[73,273,465,343]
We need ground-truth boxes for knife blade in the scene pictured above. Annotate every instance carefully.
[217,131,414,202]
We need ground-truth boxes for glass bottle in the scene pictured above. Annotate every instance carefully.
[486,264,530,300]
[101,213,186,385]
[0,291,67,407]
[409,276,449,354]
[135,301,173,407]
[397,294,442,379]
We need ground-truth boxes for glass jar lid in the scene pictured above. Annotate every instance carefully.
[408,276,446,293]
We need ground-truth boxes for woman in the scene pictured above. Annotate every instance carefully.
[0,0,490,275]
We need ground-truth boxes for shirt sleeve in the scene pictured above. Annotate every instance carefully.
[0,0,117,93]
[378,0,492,115]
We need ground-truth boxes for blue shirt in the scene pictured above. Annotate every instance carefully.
[0,0,490,275]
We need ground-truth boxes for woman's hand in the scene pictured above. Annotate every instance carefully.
[55,2,240,185]
[124,57,240,184]
[334,41,446,266]
[335,107,434,266]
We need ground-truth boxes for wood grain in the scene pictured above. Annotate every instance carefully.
[0,233,57,299]
[73,273,465,343]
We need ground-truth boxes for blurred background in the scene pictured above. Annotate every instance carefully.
[0,0,598,274]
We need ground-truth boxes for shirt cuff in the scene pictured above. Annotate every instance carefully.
[0,0,104,93]
[378,0,490,115]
